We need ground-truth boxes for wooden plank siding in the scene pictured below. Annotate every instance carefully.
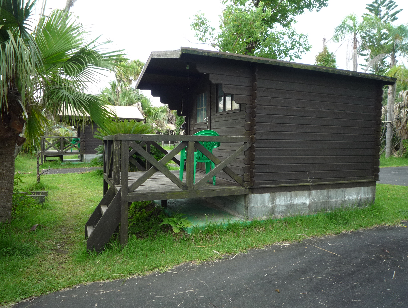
[192,60,253,184]
[212,112,247,182]
[136,48,394,193]
[253,65,383,188]
[78,123,102,155]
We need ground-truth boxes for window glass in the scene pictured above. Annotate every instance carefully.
[217,86,224,112]
[225,94,232,111]
[216,84,238,113]
[197,93,207,123]
[232,99,239,110]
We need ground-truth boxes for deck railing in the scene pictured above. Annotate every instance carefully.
[40,136,81,163]
[102,133,251,246]
[102,134,251,195]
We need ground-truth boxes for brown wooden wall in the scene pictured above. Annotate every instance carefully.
[137,50,391,192]
[186,60,252,183]
[78,123,102,155]
[211,107,247,183]
[252,65,383,188]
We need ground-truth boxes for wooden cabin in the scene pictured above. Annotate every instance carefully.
[46,105,144,162]
[85,48,395,252]
[77,105,144,162]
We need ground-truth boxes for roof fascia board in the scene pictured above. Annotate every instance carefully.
[179,47,396,85]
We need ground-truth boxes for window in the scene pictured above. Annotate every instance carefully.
[197,92,207,123]
[217,84,239,113]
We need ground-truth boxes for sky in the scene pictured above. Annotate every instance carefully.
[34,0,408,101]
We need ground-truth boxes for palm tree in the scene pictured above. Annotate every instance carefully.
[64,0,77,12]
[333,14,364,72]
[100,81,143,106]
[0,0,121,222]
[114,59,144,88]
[384,23,408,157]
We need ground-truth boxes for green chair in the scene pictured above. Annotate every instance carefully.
[179,130,220,185]
[70,138,80,152]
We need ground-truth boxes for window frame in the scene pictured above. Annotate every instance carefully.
[216,84,239,113]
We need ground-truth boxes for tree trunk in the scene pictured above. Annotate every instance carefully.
[0,85,26,222]
[0,135,18,222]
[352,34,358,72]
[385,52,397,158]
[385,84,396,158]
[64,0,77,12]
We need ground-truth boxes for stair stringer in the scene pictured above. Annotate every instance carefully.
[85,185,117,238]
[86,188,121,252]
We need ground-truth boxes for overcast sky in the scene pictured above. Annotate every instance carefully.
[34,0,408,99]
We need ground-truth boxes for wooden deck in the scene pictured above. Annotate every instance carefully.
[120,170,249,202]
[86,133,251,251]
[102,134,252,199]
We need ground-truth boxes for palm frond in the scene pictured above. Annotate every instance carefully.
[0,29,37,109]
[34,10,84,70]
[45,86,113,131]
[0,0,37,42]
[24,103,49,144]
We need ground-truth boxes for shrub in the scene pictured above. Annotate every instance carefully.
[128,202,191,236]
[94,119,166,170]
[94,119,154,139]
[128,202,167,237]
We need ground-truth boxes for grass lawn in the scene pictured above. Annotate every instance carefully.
[1,154,408,306]
[380,154,408,167]
[40,158,98,170]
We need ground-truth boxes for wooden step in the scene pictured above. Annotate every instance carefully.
[86,225,94,238]
[100,205,108,215]
[86,188,122,252]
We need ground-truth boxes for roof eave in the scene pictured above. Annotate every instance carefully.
[178,47,396,85]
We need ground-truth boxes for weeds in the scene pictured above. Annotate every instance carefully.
[12,172,47,218]
[0,228,39,258]
[128,201,168,237]
[128,202,192,236]
[161,213,192,233]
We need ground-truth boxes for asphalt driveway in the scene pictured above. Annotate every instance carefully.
[378,167,408,186]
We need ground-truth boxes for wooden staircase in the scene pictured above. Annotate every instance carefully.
[85,186,121,252]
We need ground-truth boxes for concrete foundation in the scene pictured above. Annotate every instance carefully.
[82,154,102,163]
[207,184,376,220]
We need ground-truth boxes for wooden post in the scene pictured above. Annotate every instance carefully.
[37,152,41,183]
[161,200,168,208]
[60,137,64,161]
[120,140,129,247]
[40,137,44,164]
[106,140,113,179]
[103,140,108,195]
[186,141,195,189]
[112,140,120,186]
